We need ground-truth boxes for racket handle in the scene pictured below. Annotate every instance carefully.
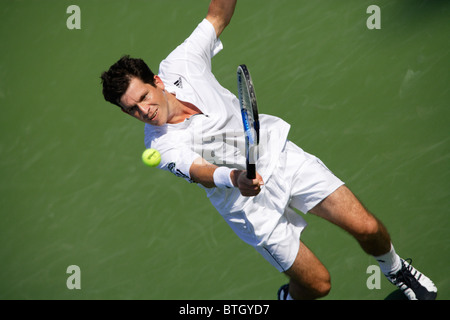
[246,163,256,179]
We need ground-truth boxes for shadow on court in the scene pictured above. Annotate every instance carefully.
[384,289,408,300]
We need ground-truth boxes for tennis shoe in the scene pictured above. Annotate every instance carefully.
[277,284,290,300]
[387,258,437,300]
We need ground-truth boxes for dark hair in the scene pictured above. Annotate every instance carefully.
[100,55,155,107]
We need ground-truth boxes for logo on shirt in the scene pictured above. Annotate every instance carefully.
[174,77,183,89]
[168,162,194,183]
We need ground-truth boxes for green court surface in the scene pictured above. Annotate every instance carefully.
[0,0,448,300]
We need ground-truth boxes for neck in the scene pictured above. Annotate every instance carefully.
[167,93,202,124]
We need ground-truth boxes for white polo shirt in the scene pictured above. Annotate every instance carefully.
[144,19,290,211]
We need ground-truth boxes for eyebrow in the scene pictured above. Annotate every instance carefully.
[121,88,149,110]
[138,92,147,102]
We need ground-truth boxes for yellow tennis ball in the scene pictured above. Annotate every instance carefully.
[142,148,161,167]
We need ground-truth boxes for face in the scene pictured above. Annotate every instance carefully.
[119,76,169,125]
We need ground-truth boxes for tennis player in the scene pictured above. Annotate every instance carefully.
[100,0,437,300]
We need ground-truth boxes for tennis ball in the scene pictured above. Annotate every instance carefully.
[142,148,161,167]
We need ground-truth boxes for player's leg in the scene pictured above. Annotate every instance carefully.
[283,141,436,299]
[309,185,437,300]
[283,241,331,300]
[309,185,391,256]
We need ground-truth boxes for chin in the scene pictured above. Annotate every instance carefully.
[145,119,163,126]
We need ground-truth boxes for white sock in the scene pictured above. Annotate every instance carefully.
[374,243,402,275]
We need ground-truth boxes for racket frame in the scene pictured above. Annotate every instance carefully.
[237,64,260,179]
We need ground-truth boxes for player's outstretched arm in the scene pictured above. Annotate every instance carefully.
[206,0,237,37]
[190,157,263,196]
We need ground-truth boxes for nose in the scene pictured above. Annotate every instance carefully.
[136,102,149,114]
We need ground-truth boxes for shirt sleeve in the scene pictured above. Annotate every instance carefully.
[159,19,223,78]
[184,18,223,69]
[157,145,201,184]
[145,125,201,184]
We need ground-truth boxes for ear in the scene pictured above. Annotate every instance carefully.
[153,75,165,90]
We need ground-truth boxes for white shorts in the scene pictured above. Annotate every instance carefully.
[219,141,344,272]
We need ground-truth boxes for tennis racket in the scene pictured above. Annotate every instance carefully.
[237,64,260,179]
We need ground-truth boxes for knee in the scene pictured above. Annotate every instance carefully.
[290,273,331,300]
[352,214,382,241]
[312,278,331,299]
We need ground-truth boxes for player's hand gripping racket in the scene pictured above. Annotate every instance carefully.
[237,64,260,179]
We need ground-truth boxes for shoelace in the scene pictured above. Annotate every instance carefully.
[391,258,421,290]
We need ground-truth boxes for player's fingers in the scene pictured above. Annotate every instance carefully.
[255,172,264,186]
[240,187,261,197]
[238,172,254,186]
[244,180,262,196]
[237,171,262,196]
[243,174,262,186]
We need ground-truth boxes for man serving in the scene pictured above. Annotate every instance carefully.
[101,0,437,300]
